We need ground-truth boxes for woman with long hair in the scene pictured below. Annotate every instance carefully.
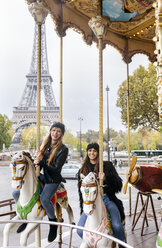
[13,122,68,242]
[34,122,68,242]
[77,142,126,248]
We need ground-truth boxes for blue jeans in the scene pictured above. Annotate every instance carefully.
[12,190,20,203]
[77,212,87,238]
[77,194,126,247]
[12,174,60,220]
[104,194,126,247]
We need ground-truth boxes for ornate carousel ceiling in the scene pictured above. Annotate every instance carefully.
[25,0,162,125]
[26,0,157,63]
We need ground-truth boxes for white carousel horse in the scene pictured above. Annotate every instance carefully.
[80,172,113,248]
[3,151,74,247]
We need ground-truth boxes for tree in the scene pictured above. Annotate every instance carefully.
[82,130,99,143]
[21,125,48,149]
[116,64,159,131]
[63,130,78,148]
[103,128,118,142]
[0,114,12,150]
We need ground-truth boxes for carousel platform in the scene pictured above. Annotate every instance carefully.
[0,165,161,248]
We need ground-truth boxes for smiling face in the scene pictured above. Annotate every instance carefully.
[50,127,62,144]
[87,148,98,164]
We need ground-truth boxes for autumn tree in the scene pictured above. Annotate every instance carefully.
[103,128,118,142]
[81,130,99,143]
[0,114,12,150]
[116,64,159,131]
[63,130,78,148]
[21,125,47,149]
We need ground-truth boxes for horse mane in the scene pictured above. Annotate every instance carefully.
[22,151,37,182]
[22,151,34,163]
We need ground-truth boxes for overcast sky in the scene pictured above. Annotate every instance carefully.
[0,0,150,135]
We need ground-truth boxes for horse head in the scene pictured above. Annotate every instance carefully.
[10,151,35,190]
[80,172,98,215]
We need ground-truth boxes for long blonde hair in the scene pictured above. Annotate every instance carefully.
[39,133,63,165]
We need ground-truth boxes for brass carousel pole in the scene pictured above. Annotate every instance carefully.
[36,23,41,162]
[88,2,105,188]
[28,1,48,247]
[60,36,63,123]
[126,53,131,216]
[98,34,104,186]
[153,0,162,123]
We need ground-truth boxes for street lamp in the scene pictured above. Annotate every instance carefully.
[105,85,110,161]
[78,117,83,158]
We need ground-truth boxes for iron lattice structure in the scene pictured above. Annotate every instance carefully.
[12,24,59,143]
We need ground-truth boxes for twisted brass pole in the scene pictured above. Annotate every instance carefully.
[60,37,63,123]
[126,60,131,216]
[98,36,103,188]
[36,23,41,247]
[36,24,41,178]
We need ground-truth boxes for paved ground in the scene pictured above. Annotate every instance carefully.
[0,164,161,247]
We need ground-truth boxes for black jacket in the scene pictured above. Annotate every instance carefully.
[78,161,125,221]
[39,144,68,184]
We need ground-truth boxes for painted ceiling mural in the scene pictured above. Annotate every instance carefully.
[102,0,137,21]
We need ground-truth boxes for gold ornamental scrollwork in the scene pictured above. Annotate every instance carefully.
[28,0,49,25]
[88,15,105,38]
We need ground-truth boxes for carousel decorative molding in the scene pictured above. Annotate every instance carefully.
[28,0,49,25]
[88,15,105,38]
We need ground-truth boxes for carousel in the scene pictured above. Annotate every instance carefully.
[0,0,162,247]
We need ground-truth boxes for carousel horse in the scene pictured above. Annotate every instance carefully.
[80,172,113,248]
[3,151,74,247]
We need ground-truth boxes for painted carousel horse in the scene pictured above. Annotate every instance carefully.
[3,151,74,247]
[80,172,113,248]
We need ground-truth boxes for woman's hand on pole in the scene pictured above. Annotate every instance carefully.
[34,149,43,166]
[99,172,106,181]
[35,149,43,160]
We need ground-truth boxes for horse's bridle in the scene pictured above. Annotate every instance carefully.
[11,160,29,181]
[81,181,98,205]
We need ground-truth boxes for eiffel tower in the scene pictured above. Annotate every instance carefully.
[12,24,59,143]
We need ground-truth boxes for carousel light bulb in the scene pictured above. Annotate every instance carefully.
[153,61,158,66]
[153,36,158,42]
[152,2,157,8]
[154,49,160,55]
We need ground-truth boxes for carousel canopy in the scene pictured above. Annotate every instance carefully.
[26,0,157,63]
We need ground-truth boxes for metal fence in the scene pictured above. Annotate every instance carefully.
[0,219,133,248]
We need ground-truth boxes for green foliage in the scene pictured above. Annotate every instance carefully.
[21,125,47,149]
[82,130,99,143]
[116,64,159,131]
[103,128,118,142]
[63,130,78,148]
[118,142,124,151]
[0,114,12,150]
[121,128,162,151]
